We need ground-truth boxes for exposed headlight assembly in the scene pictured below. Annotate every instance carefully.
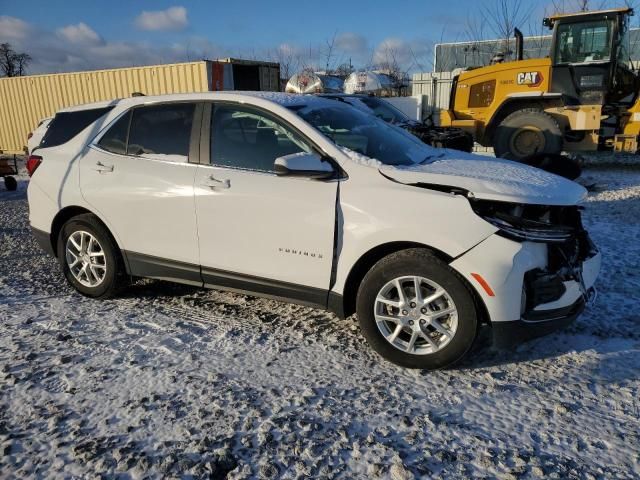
[471,200,580,243]
[482,214,575,243]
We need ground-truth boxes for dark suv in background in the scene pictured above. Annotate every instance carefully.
[319,94,474,153]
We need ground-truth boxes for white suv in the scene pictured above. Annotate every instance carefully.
[27,116,52,154]
[27,92,601,369]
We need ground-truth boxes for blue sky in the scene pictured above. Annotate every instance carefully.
[2,0,471,45]
[0,0,587,75]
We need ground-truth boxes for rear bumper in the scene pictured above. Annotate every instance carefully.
[492,295,587,348]
[32,227,55,257]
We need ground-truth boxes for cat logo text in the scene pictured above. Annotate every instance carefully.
[516,71,543,87]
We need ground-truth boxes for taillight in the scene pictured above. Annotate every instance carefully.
[26,155,42,176]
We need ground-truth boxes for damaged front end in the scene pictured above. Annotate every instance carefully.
[471,199,598,305]
[466,199,600,345]
[470,199,584,244]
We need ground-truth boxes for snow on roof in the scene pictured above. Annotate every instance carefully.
[236,91,335,108]
[56,91,334,114]
[58,99,123,113]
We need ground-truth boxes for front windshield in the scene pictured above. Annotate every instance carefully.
[356,97,409,124]
[555,20,613,64]
[290,102,432,166]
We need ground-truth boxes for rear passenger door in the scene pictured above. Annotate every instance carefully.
[82,102,202,284]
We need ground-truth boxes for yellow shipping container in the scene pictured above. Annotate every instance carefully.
[0,59,281,154]
[0,61,209,154]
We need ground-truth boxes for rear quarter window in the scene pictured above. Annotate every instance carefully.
[40,107,114,149]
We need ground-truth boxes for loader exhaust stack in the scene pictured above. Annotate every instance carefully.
[514,28,523,61]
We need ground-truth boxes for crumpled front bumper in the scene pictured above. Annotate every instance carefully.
[450,232,601,347]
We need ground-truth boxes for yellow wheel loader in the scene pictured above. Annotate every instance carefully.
[440,8,640,160]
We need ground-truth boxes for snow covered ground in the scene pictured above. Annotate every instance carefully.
[1,162,639,479]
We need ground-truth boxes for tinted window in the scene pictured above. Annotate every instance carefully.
[97,111,131,155]
[556,20,612,64]
[357,97,408,124]
[40,107,114,148]
[211,105,311,172]
[127,103,195,161]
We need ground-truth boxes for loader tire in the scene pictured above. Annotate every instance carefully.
[494,108,563,161]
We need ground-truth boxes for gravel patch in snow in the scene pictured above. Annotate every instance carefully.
[0,161,639,478]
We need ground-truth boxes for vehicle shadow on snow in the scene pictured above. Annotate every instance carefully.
[0,181,29,200]
[119,279,201,299]
[112,280,640,381]
[456,324,640,381]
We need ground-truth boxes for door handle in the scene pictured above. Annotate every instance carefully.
[204,175,230,189]
[94,161,114,173]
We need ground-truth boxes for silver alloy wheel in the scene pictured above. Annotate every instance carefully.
[65,230,107,288]
[374,276,458,355]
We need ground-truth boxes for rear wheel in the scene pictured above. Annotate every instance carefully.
[494,108,563,161]
[57,214,124,298]
[356,249,478,369]
[4,176,17,191]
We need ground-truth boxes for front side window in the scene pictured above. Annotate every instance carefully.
[555,20,613,64]
[211,104,312,172]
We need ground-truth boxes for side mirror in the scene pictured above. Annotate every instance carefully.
[274,152,334,179]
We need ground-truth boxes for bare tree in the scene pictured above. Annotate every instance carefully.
[549,0,610,13]
[461,15,490,69]
[321,31,338,73]
[270,44,302,81]
[14,53,30,76]
[481,0,535,58]
[527,5,554,59]
[0,43,31,77]
[334,62,354,78]
[374,41,411,90]
[465,14,486,43]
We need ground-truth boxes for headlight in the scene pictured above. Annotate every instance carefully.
[482,215,575,243]
[471,200,580,243]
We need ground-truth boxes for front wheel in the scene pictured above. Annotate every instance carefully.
[493,108,563,161]
[356,249,478,369]
[57,214,124,298]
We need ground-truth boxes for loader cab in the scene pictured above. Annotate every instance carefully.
[546,8,637,106]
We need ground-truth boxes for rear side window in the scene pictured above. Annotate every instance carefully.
[127,103,195,161]
[40,107,114,148]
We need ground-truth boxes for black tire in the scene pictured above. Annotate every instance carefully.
[494,108,563,161]
[356,248,478,369]
[4,176,17,191]
[520,153,582,180]
[57,213,124,299]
